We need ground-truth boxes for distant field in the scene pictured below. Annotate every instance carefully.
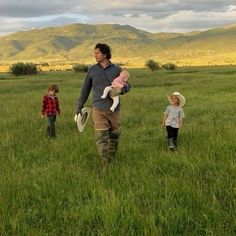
[0,66,235,235]
[1,50,236,73]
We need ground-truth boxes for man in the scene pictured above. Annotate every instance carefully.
[76,43,122,168]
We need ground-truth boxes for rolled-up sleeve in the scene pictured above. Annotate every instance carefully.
[77,72,92,109]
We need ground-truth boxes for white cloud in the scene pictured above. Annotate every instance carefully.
[154,8,236,32]
[0,0,236,34]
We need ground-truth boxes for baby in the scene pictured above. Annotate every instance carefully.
[101,70,130,112]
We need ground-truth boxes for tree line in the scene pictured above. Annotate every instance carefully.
[9,60,177,76]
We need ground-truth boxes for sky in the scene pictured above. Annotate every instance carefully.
[0,0,236,35]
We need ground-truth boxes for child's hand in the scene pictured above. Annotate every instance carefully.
[161,123,165,128]
[41,115,44,119]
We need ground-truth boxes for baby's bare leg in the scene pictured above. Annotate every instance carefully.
[110,96,119,112]
[101,86,112,99]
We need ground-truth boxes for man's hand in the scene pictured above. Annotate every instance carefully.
[76,107,83,116]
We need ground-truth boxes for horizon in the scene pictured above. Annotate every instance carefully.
[0,21,235,38]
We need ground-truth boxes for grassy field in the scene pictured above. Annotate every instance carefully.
[0,66,235,235]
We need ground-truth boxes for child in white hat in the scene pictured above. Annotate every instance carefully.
[101,70,130,112]
[161,91,185,150]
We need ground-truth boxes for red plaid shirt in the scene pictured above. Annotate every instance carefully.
[41,95,61,116]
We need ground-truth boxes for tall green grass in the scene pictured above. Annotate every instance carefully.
[0,67,235,235]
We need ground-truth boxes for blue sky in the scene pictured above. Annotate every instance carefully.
[0,0,236,35]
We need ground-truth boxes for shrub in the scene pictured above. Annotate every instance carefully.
[73,64,89,73]
[10,62,38,76]
[145,59,160,72]
[162,63,177,70]
[40,62,49,67]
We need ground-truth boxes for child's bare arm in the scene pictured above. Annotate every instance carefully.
[161,114,168,128]
[179,118,183,128]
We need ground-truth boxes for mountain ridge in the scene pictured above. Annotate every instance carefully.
[0,23,236,66]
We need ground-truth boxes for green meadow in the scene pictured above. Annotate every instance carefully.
[0,66,235,235]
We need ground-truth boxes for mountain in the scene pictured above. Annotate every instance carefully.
[0,23,236,66]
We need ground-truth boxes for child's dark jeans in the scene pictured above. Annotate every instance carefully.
[47,115,56,138]
[166,126,179,143]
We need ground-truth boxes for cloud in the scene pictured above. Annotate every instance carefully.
[153,9,236,32]
[0,0,236,34]
[0,15,86,36]
[0,0,78,17]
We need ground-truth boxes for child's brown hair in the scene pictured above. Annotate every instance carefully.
[48,84,59,93]
[171,95,180,105]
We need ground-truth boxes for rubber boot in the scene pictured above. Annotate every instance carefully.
[109,130,120,164]
[47,126,56,138]
[168,138,175,151]
[95,130,110,169]
[173,138,177,148]
[50,126,56,138]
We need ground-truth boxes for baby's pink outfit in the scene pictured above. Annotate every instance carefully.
[112,77,127,88]
[101,73,128,112]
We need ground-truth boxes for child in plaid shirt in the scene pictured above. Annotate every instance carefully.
[41,84,61,138]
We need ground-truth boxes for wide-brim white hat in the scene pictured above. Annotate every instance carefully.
[168,91,186,107]
[74,107,92,132]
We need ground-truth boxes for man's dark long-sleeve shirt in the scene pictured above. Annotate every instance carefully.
[77,63,121,110]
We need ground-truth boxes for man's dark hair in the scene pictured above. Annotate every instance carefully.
[95,43,112,59]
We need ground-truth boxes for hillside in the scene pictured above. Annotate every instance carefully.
[0,23,236,66]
